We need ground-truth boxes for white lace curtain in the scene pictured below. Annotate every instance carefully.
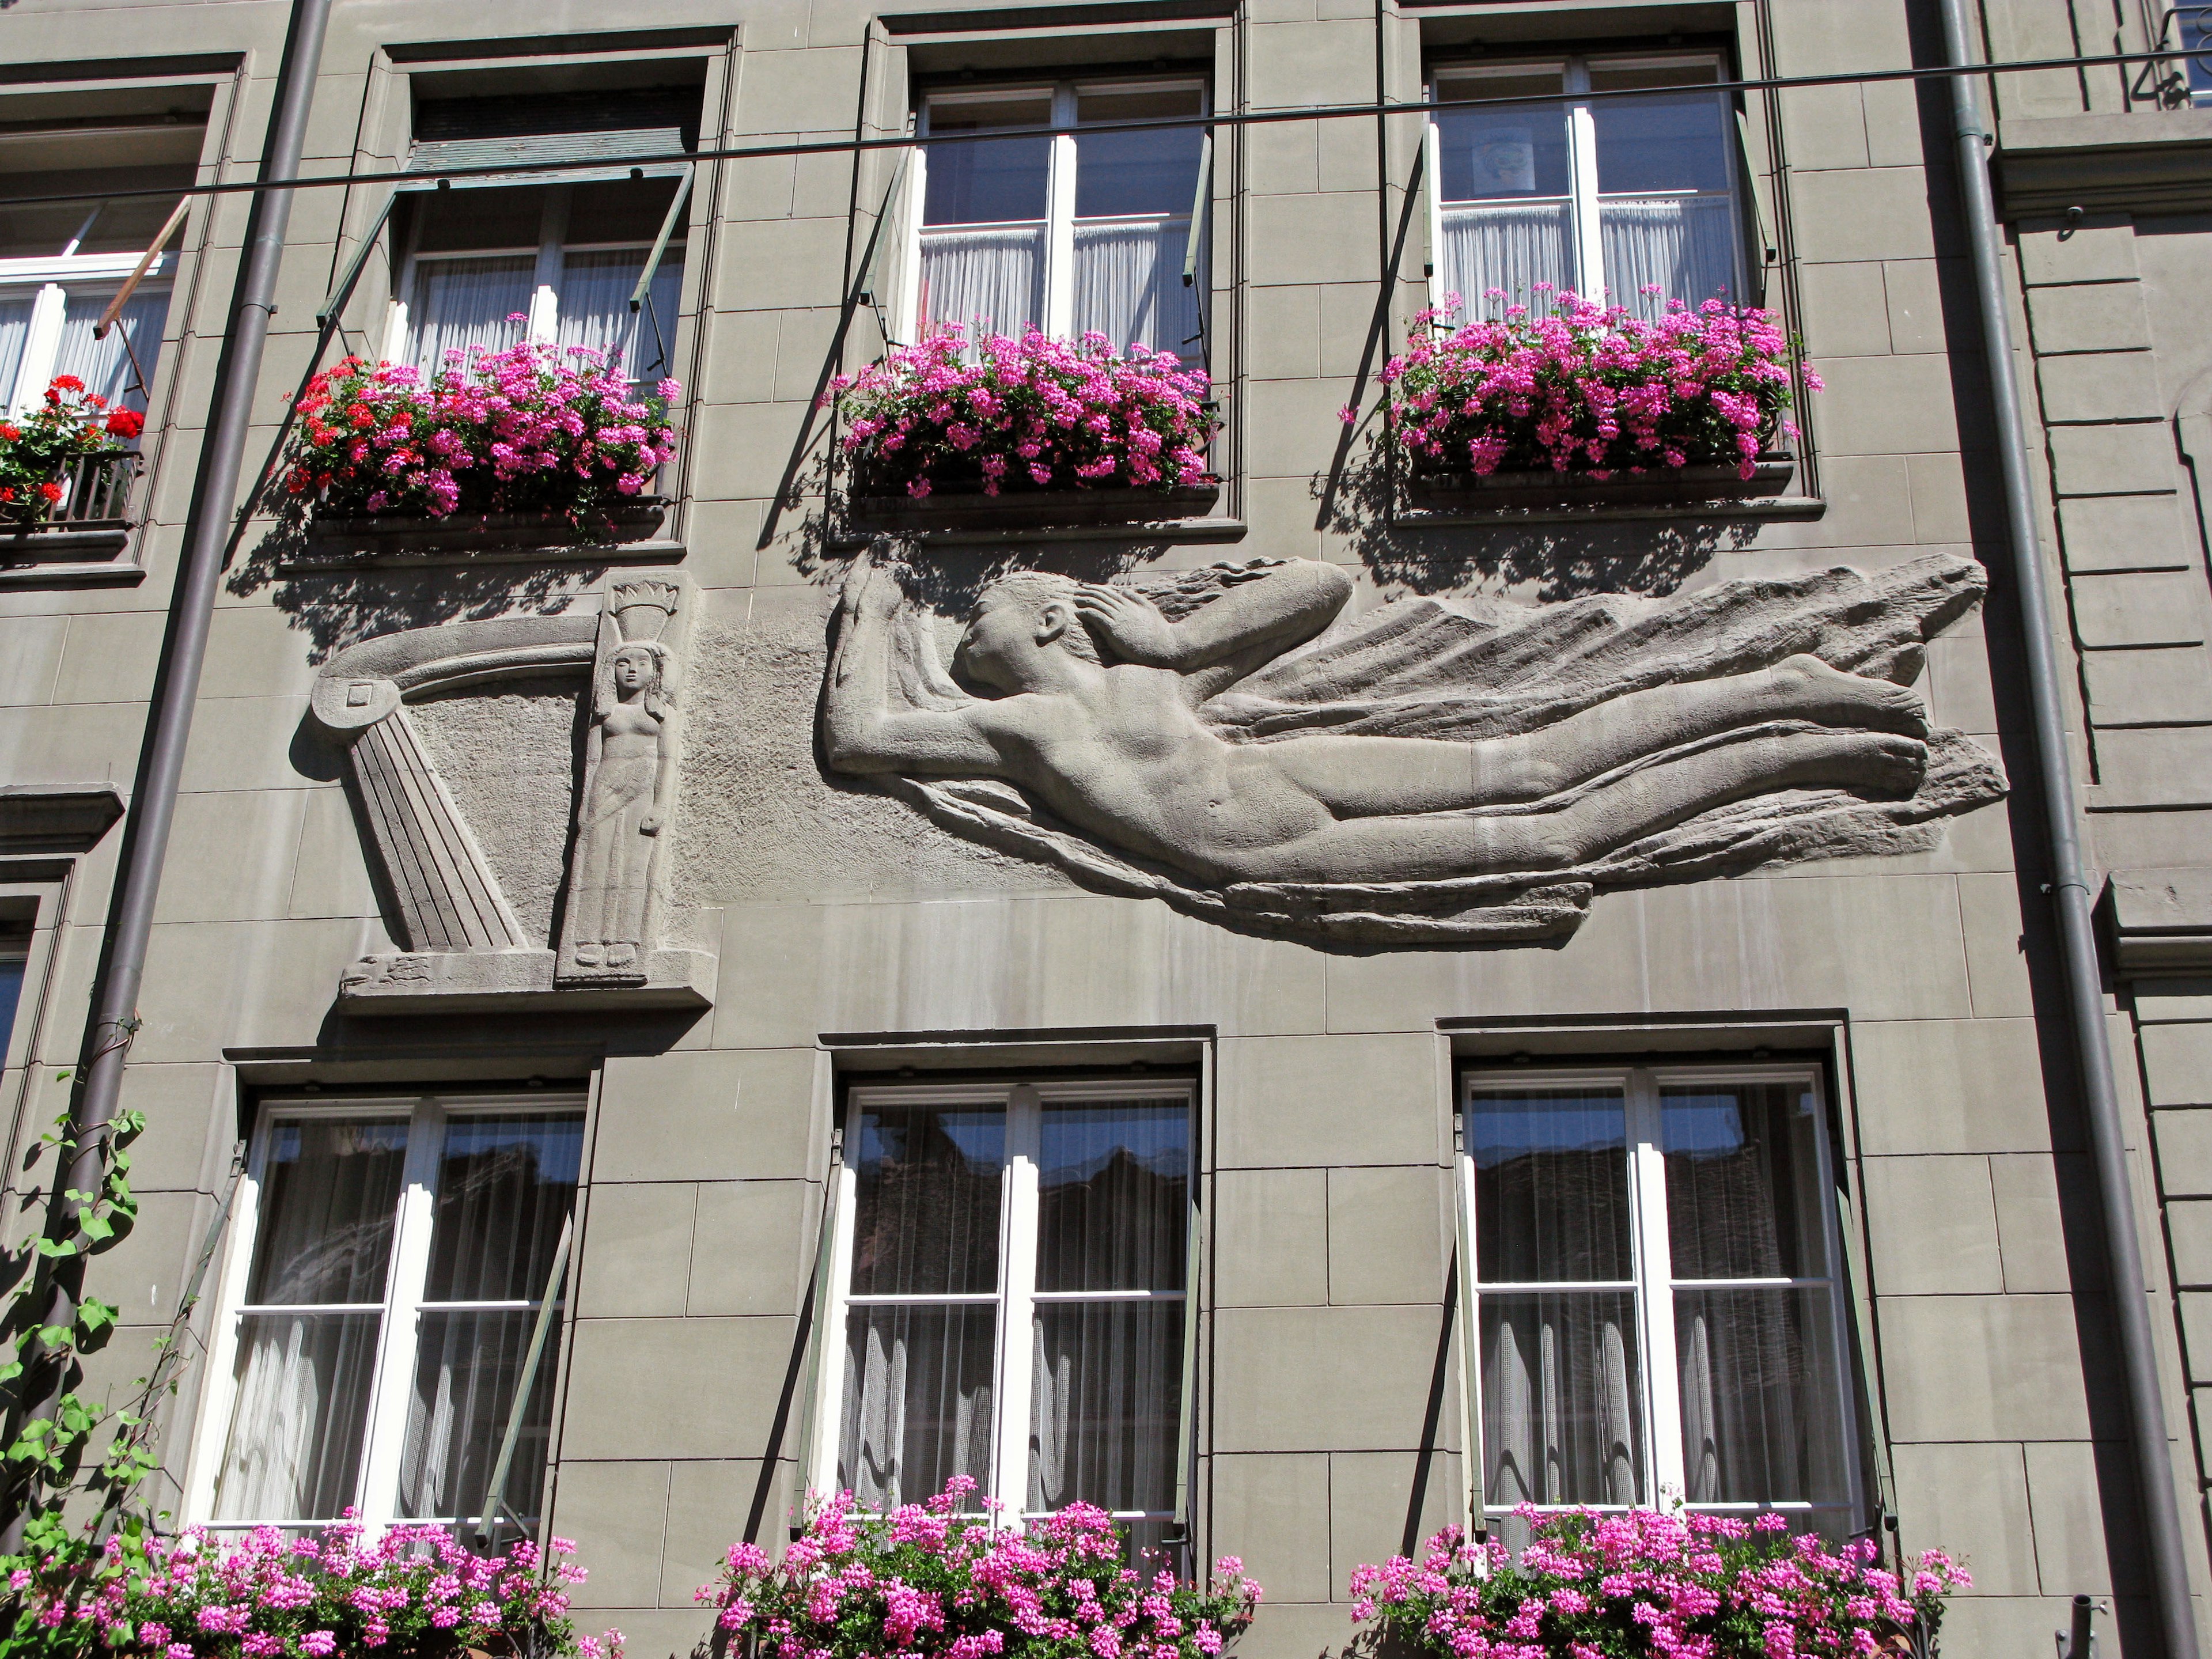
[55,285,171,411]
[1482,1293,1643,1507]
[918,221,1199,358]
[408,255,534,376]
[0,294,32,408]
[557,249,685,382]
[1438,198,1737,319]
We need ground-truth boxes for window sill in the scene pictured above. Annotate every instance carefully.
[1399,457,1817,524]
[339,946,716,1013]
[282,498,679,572]
[840,482,1232,544]
[1994,108,2212,216]
[0,521,144,586]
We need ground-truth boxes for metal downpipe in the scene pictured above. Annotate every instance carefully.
[1936,2,2202,1653]
[0,0,330,1546]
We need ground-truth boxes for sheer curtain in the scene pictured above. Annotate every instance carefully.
[1599,198,1739,318]
[55,285,171,411]
[396,1112,581,1524]
[1661,1084,1849,1517]
[1468,1088,1645,1516]
[0,294,32,410]
[1071,222,1199,358]
[1027,1099,1187,1518]
[213,1118,410,1524]
[556,249,685,382]
[918,225,1046,347]
[839,1105,1006,1509]
[1438,204,1575,314]
[410,256,534,376]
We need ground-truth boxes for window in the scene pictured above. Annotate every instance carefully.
[904,79,1209,361]
[192,1093,583,1532]
[811,1080,1192,1550]
[1457,1066,1858,1537]
[2180,7,2212,103]
[1427,55,1744,320]
[0,918,26,1059]
[389,181,685,388]
[0,119,198,418]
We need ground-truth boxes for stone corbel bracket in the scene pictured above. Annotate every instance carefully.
[310,608,713,1014]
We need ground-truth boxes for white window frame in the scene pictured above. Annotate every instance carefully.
[182,1090,586,1532]
[903,76,1210,352]
[1455,1063,1862,1528]
[808,1077,1195,1531]
[1424,51,1744,314]
[0,214,171,418]
[384,184,683,375]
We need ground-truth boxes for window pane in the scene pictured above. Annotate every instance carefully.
[0,294,31,410]
[839,1303,997,1509]
[1434,73,1571,202]
[1480,1290,1643,1507]
[423,1111,582,1302]
[1467,1087,1632,1283]
[924,96,1052,225]
[212,1311,381,1522]
[246,1118,410,1306]
[557,248,684,381]
[1599,198,1738,315]
[410,255,533,376]
[55,285,170,414]
[919,225,1046,342]
[0,941,22,1061]
[1675,1286,1850,1506]
[2188,14,2212,101]
[1438,202,1575,312]
[849,1104,1005,1296]
[397,1308,560,1524]
[1071,221,1202,357]
[1661,1082,1831,1281]
[1037,1098,1187,1293]
[1074,86,1204,218]
[1589,84,1731,195]
[1028,1300,1182,1513]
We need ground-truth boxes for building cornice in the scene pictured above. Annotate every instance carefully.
[0,783,125,857]
[1996,108,2212,218]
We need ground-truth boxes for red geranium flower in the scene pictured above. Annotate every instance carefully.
[105,408,146,440]
[50,374,84,392]
[39,480,63,502]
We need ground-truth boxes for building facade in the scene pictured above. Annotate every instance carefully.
[4,0,2212,1654]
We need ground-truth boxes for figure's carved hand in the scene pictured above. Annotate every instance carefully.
[1075,583,1181,666]
[640,814,662,836]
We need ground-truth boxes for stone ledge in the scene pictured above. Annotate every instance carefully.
[338,946,715,1014]
[0,784,126,855]
[1997,109,2212,217]
[286,499,677,571]
[1406,456,1796,514]
[0,524,135,585]
[2108,868,2212,975]
[843,481,1226,541]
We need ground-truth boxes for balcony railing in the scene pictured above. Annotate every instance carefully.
[5,450,141,533]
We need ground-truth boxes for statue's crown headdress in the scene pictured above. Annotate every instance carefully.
[610,579,679,644]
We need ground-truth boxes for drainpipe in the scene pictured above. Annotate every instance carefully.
[0,0,330,1547]
[1936,4,2202,1656]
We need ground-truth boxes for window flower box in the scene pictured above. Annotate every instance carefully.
[279,338,680,555]
[831,327,1222,536]
[1383,293,1819,510]
[0,379,146,562]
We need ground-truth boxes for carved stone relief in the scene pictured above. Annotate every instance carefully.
[820,549,2009,945]
[310,578,713,1010]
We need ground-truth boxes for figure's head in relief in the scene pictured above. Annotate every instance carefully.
[596,639,673,718]
[954,570,1103,692]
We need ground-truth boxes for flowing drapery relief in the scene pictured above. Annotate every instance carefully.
[820,549,2008,945]
[307,578,713,1009]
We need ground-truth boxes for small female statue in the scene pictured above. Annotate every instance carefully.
[566,637,675,973]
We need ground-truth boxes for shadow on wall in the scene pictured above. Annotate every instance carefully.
[1313,420,1758,602]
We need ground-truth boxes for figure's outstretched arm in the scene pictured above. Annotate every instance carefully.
[1075,559,1351,676]
[823,551,1012,776]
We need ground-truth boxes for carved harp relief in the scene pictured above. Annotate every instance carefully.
[308,586,711,1012]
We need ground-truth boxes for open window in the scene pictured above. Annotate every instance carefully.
[810,1078,1195,1555]
[188,1092,583,1535]
[1426,54,1746,320]
[902,77,1210,364]
[0,111,202,419]
[1455,1063,1864,1541]
[378,88,698,390]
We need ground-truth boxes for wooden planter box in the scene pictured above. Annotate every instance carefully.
[301,497,672,562]
[847,481,1221,536]
[1406,454,1795,513]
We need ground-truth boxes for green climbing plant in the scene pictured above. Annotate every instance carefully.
[0,1086,185,1653]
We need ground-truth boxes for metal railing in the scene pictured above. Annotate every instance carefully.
[2148,7,2212,106]
[5,450,142,532]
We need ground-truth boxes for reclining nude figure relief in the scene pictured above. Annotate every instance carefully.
[821,548,1977,913]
